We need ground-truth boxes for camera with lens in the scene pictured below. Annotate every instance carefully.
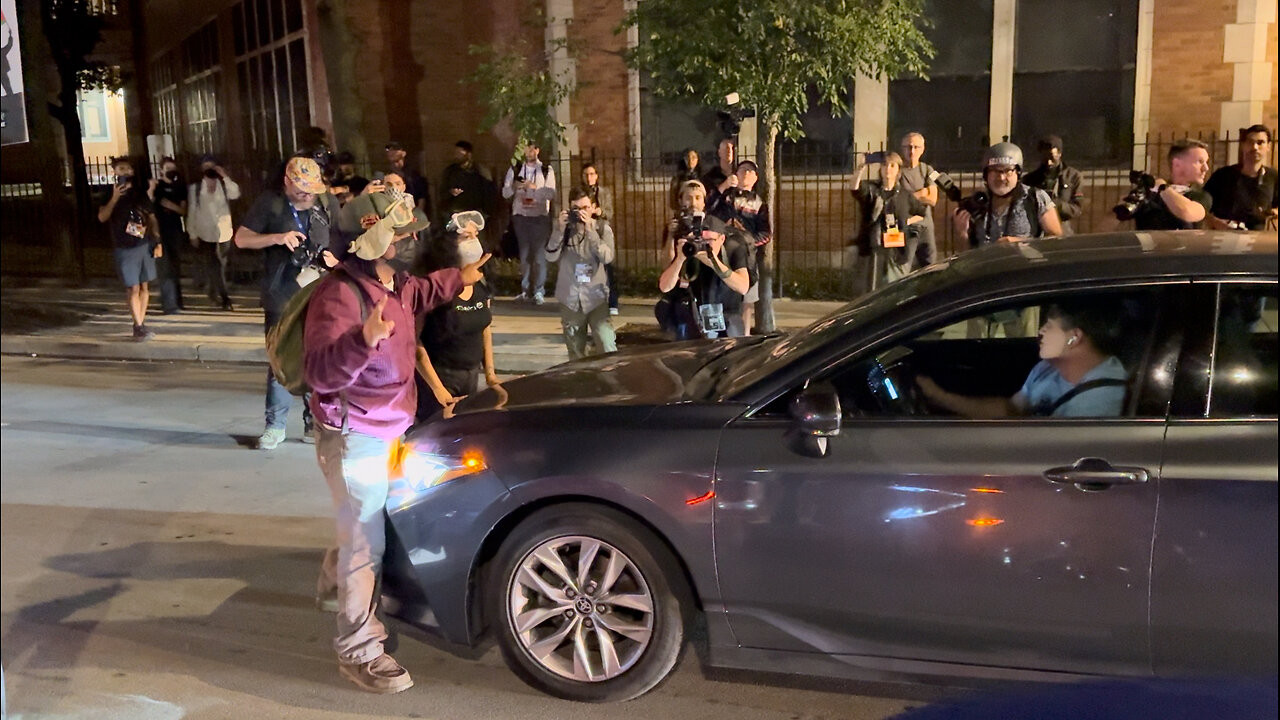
[1113,171,1157,221]
[289,205,331,268]
[934,171,990,215]
[677,212,709,257]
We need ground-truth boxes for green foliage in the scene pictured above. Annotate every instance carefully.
[621,0,933,140]
[465,1,577,161]
[76,63,124,92]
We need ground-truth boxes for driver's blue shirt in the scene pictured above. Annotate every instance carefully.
[1014,356,1127,417]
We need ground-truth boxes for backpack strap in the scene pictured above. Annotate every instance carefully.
[331,271,370,434]
[1046,378,1127,415]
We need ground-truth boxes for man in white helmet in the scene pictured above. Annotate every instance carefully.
[953,142,1063,248]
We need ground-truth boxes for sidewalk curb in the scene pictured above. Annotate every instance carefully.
[1,334,568,374]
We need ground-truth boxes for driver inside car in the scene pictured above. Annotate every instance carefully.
[917,302,1127,418]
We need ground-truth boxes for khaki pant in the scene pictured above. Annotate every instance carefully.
[560,302,617,359]
[315,426,394,665]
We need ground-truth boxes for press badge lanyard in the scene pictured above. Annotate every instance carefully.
[288,203,309,238]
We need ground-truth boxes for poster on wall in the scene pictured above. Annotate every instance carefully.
[1,0,30,146]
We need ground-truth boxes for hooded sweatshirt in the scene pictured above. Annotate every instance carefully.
[304,263,462,439]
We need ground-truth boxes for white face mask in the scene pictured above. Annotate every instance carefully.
[458,238,484,266]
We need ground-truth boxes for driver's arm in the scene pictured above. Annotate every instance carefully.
[917,376,1021,418]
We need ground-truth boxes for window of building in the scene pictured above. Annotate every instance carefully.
[888,0,993,169]
[232,0,311,160]
[1011,0,1139,167]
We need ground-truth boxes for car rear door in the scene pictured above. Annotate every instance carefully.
[713,284,1189,676]
[1152,281,1279,675]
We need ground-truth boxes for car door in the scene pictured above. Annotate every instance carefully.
[1153,281,1279,675]
[713,284,1188,675]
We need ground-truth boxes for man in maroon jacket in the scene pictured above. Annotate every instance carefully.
[304,191,489,693]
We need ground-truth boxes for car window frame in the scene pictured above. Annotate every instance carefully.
[1171,279,1280,421]
[738,278,1196,425]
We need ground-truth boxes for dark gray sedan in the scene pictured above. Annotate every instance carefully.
[382,230,1278,702]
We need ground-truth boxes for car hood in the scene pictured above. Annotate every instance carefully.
[453,336,769,415]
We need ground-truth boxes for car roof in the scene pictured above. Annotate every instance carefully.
[944,230,1277,289]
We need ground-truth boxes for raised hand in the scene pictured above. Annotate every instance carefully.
[362,296,395,348]
[460,253,492,286]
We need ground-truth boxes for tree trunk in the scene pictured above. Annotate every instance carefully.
[754,120,779,333]
[52,79,91,284]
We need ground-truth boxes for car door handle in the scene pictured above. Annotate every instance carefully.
[1043,457,1151,491]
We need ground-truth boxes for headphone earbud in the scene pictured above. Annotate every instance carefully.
[1067,336,1077,346]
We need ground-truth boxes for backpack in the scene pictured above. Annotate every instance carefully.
[266,272,368,396]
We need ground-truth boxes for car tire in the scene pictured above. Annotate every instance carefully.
[487,503,687,702]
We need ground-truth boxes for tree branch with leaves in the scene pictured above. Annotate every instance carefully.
[621,0,933,331]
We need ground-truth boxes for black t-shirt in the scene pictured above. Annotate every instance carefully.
[154,178,187,238]
[240,190,339,313]
[1205,165,1278,230]
[676,215,750,314]
[101,190,155,249]
[1132,186,1213,231]
[419,281,492,371]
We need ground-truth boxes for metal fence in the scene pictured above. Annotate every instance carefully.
[3,130,1275,297]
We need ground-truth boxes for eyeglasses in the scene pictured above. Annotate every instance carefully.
[988,167,1018,177]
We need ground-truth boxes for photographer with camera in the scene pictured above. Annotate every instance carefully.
[657,180,751,339]
[953,142,1062,249]
[234,156,340,450]
[1205,125,1277,231]
[546,188,617,358]
[701,137,738,210]
[501,140,558,305]
[1116,139,1212,230]
[711,160,771,333]
[98,156,162,340]
[851,151,928,292]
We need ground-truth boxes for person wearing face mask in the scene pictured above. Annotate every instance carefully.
[954,142,1063,248]
[153,157,189,314]
[98,156,162,340]
[917,300,1127,418]
[412,212,499,421]
[234,155,341,450]
[305,198,491,694]
[187,155,241,311]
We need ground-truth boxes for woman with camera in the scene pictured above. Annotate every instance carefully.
[850,151,928,292]
[656,180,751,339]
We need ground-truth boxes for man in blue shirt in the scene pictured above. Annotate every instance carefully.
[918,302,1126,418]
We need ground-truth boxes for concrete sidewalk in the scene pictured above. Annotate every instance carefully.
[0,278,844,374]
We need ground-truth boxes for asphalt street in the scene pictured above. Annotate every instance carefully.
[0,357,925,720]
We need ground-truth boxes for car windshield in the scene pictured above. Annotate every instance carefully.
[707,261,959,399]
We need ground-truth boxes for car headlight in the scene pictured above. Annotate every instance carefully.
[395,447,487,492]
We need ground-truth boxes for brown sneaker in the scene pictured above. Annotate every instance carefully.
[339,653,413,694]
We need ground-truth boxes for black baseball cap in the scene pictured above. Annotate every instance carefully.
[455,140,474,153]
[335,151,356,164]
[385,141,404,151]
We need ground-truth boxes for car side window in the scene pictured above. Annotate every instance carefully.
[812,288,1174,420]
[1209,286,1278,418]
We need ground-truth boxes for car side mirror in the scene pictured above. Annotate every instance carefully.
[789,384,841,438]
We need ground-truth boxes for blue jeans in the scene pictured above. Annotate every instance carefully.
[513,214,550,296]
[264,310,312,431]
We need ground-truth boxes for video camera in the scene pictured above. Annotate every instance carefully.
[716,92,754,138]
[935,172,990,215]
[1113,171,1157,221]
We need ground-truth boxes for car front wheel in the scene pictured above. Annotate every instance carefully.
[488,503,687,702]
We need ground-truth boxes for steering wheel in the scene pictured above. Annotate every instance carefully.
[869,347,931,416]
